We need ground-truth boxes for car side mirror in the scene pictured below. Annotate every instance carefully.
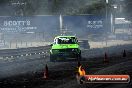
[50,44,53,46]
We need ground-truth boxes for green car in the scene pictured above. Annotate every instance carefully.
[50,36,81,62]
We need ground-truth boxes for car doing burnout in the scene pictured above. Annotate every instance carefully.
[50,36,81,61]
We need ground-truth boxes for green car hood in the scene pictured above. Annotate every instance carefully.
[51,44,79,49]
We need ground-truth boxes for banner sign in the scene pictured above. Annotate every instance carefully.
[0,15,105,35]
[0,16,59,33]
[64,15,105,34]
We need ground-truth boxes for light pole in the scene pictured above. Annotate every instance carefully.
[105,0,109,46]
[105,0,109,30]
[111,5,118,34]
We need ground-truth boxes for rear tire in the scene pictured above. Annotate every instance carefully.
[50,53,55,62]
[77,51,81,61]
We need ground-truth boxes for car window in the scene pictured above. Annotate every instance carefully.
[57,37,77,44]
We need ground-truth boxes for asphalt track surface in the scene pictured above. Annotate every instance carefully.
[0,47,132,88]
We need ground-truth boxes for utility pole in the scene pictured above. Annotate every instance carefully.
[59,15,72,36]
[60,15,65,35]
[105,0,109,46]
[110,4,117,34]
[106,0,109,32]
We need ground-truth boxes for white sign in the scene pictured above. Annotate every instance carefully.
[87,20,103,29]
[0,20,37,32]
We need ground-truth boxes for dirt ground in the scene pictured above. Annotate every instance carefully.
[0,49,132,88]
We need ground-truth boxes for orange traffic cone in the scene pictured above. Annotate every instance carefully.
[43,64,49,79]
[123,50,126,57]
[104,52,109,63]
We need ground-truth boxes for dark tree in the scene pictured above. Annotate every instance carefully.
[124,0,132,21]
[0,0,112,16]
